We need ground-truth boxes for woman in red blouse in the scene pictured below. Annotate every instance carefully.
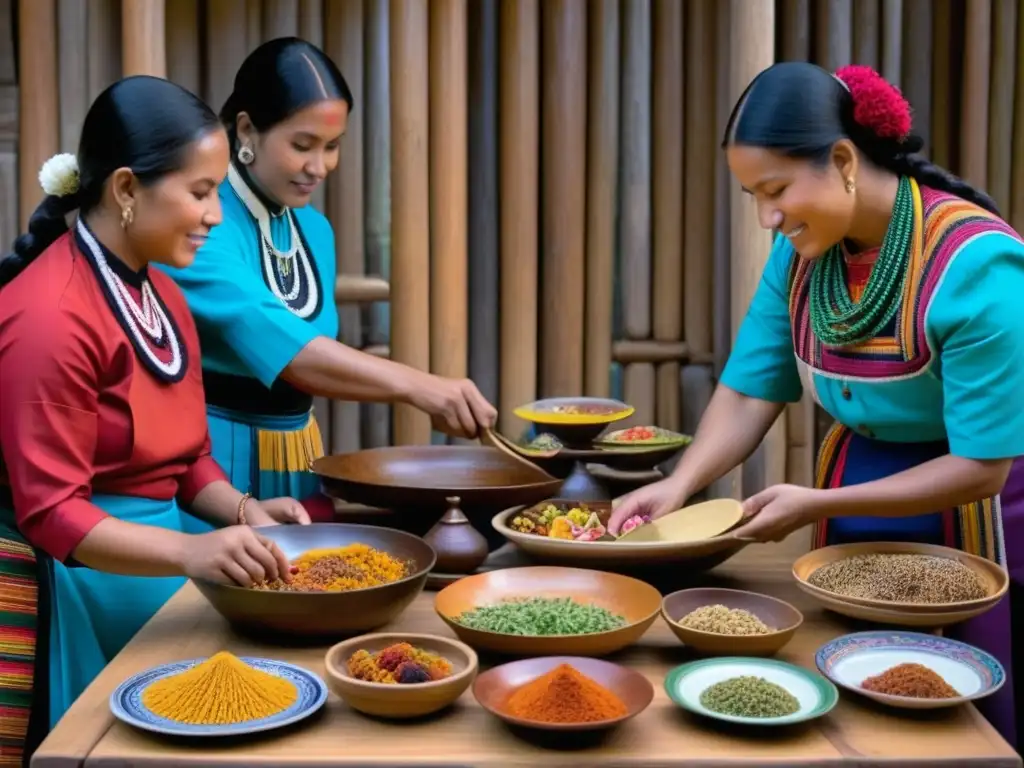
[0,76,306,762]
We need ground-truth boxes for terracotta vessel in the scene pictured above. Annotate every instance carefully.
[422,497,490,574]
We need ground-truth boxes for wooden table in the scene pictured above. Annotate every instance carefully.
[32,545,1022,768]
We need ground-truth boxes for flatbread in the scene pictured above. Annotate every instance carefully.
[618,499,744,543]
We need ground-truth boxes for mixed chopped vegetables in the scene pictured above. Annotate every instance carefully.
[598,425,692,446]
[510,502,608,541]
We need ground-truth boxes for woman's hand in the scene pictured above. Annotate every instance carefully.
[607,477,690,535]
[247,497,311,526]
[181,526,291,586]
[731,484,822,542]
[409,374,498,439]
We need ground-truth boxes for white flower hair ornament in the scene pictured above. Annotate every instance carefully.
[38,153,80,198]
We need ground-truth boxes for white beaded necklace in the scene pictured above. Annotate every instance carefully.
[227,164,320,319]
[75,219,184,380]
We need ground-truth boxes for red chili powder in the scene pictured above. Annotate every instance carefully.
[861,662,959,698]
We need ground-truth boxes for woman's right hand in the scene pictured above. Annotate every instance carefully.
[408,373,498,439]
[607,477,690,535]
[181,526,291,586]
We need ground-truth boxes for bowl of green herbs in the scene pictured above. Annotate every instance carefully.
[434,566,661,656]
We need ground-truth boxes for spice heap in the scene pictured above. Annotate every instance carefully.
[861,663,959,698]
[502,663,628,724]
[807,554,987,603]
[699,676,800,718]
[254,544,412,592]
[525,433,563,451]
[510,503,608,542]
[678,605,773,636]
[454,597,627,635]
[142,652,297,724]
[347,642,453,685]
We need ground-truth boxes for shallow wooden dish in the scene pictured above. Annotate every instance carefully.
[472,656,654,731]
[192,524,434,640]
[312,446,562,513]
[661,588,803,657]
[324,633,479,718]
[492,504,749,569]
[434,566,661,656]
[793,542,1008,618]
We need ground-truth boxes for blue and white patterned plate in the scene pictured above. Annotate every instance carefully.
[110,657,328,737]
[815,631,1005,710]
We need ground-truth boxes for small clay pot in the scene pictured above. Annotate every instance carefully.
[422,497,489,574]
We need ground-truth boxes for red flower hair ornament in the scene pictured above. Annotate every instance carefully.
[834,65,912,142]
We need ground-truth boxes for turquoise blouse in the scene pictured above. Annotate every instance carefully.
[157,172,339,389]
[720,231,1024,461]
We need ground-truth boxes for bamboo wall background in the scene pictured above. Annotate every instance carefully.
[4,0,1022,500]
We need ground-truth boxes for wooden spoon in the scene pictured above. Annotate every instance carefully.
[480,428,559,467]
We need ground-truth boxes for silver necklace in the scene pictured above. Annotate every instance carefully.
[227,164,319,319]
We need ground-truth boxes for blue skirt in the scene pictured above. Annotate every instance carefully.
[184,404,326,535]
[0,494,186,734]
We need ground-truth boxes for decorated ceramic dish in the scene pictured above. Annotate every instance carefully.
[110,657,328,737]
[815,630,1005,710]
[664,657,838,726]
[595,426,692,448]
[514,397,634,424]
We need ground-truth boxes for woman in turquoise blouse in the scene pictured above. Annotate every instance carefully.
[159,38,496,527]
[610,63,1024,748]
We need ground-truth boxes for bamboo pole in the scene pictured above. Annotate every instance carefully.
[816,0,852,71]
[779,0,810,62]
[166,0,201,95]
[852,0,880,69]
[297,0,326,213]
[583,0,620,399]
[902,0,932,153]
[17,0,58,230]
[205,0,247,110]
[263,0,299,37]
[122,0,166,77]
[930,0,953,169]
[389,0,432,445]
[987,0,1016,216]
[960,0,991,192]
[88,0,121,101]
[880,0,903,87]
[429,0,469,397]
[540,0,587,398]
[57,0,88,150]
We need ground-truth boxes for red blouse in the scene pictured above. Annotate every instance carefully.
[0,231,226,562]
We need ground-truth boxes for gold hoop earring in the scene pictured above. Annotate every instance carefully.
[120,205,134,230]
[845,177,856,194]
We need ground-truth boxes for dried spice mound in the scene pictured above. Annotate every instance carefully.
[861,663,959,698]
[807,554,987,604]
[347,642,453,685]
[502,663,628,723]
[678,605,773,636]
[454,597,627,636]
[699,675,800,718]
[254,544,412,592]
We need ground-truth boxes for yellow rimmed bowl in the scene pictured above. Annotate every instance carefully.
[513,397,634,446]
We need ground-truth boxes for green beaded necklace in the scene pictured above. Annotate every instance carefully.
[809,175,915,347]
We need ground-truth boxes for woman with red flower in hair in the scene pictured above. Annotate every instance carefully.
[610,61,1024,746]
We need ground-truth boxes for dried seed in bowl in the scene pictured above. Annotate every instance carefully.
[860,663,959,699]
[699,676,800,718]
[453,596,627,635]
[807,554,987,603]
[677,604,772,635]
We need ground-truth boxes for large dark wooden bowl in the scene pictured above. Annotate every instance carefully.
[313,447,563,549]
[192,523,435,642]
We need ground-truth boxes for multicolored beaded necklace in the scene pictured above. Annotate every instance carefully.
[809,175,914,347]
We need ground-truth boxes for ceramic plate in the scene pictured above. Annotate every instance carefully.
[664,657,838,726]
[618,499,744,544]
[815,631,1005,710]
[513,397,634,425]
[110,657,328,737]
[596,426,692,447]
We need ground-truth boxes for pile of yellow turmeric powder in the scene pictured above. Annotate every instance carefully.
[142,652,297,724]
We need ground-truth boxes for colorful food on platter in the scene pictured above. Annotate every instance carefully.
[253,544,414,592]
[347,642,454,684]
[619,514,651,535]
[453,596,628,636]
[699,675,800,718]
[510,502,609,541]
[598,425,692,446]
[807,553,987,604]
[501,663,628,723]
[860,663,959,698]
[141,652,297,724]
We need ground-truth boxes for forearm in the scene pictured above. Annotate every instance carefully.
[281,337,422,403]
[668,384,786,496]
[71,517,188,576]
[818,454,1011,519]
[186,480,245,527]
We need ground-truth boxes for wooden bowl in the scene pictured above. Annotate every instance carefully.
[192,524,434,640]
[312,446,563,514]
[434,566,661,656]
[661,588,803,657]
[472,656,654,731]
[792,542,1008,627]
[324,633,478,718]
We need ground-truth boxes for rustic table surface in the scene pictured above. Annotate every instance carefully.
[31,543,1022,768]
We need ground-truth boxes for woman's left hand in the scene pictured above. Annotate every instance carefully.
[731,484,822,542]
[245,497,312,526]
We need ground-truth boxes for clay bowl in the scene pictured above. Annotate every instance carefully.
[324,633,479,718]
[192,523,435,641]
[434,566,662,656]
[661,588,803,657]
[792,542,1008,627]
[473,656,654,732]
[513,397,634,446]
